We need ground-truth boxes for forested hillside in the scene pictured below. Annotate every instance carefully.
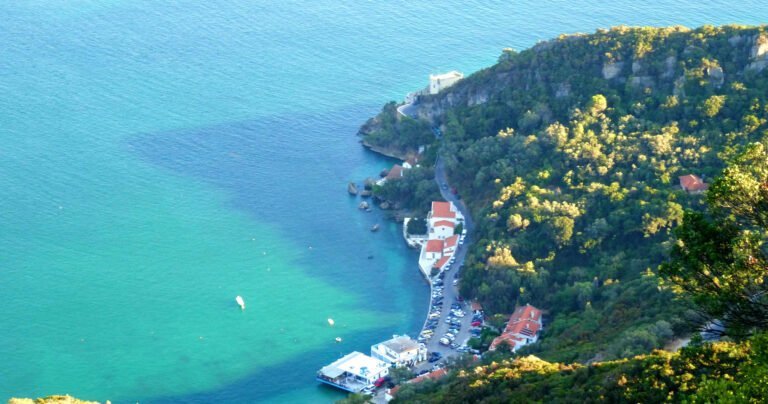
[361,25,768,362]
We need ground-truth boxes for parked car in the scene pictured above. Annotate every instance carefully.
[440,338,450,346]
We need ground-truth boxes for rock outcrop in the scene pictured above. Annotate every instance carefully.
[602,61,624,80]
[747,34,768,72]
[348,182,359,195]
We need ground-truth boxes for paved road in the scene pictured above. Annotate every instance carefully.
[413,157,476,371]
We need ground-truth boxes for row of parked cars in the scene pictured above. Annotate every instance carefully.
[419,277,447,343]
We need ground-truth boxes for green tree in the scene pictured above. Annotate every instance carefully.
[661,143,768,338]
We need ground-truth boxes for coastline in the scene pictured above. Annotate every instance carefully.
[359,142,477,375]
[360,139,410,161]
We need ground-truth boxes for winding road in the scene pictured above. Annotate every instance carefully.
[413,157,477,369]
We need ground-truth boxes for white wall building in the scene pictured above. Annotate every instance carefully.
[371,335,427,368]
[431,220,455,240]
[429,71,463,95]
[428,201,463,228]
[317,351,390,393]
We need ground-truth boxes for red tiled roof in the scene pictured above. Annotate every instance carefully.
[387,385,401,397]
[502,304,543,339]
[425,239,444,253]
[489,334,522,351]
[410,368,448,384]
[506,319,541,337]
[386,164,404,180]
[679,174,708,192]
[433,256,450,270]
[434,220,455,228]
[510,304,542,324]
[432,201,456,219]
[444,235,459,249]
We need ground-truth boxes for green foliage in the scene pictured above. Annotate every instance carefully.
[364,24,768,362]
[661,142,768,338]
[391,334,768,403]
[406,217,428,235]
[373,167,441,215]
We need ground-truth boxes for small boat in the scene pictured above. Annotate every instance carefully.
[371,224,380,232]
[235,295,245,310]
[335,337,343,343]
[327,318,335,326]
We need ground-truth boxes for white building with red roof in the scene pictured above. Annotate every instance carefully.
[443,235,459,255]
[489,304,543,352]
[417,201,465,277]
[431,220,455,240]
[428,201,463,227]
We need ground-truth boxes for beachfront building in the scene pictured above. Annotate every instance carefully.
[443,235,458,256]
[402,156,420,170]
[429,71,464,95]
[371,335,427,368]
[377,164,405,186]
[417,201,464,277]
[489,304,543,352]
[428,201,463,228]
[317,351,389,393]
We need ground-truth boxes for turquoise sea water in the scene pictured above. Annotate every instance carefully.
[1,1,764,402]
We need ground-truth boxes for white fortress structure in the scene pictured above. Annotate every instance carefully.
[404,71,464,104]
[428,71,464,94]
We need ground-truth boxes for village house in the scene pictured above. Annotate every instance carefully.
[679,174,708,193]
[417,201,464,276]
[371,335,427,368]
[427,201,463,228]
[431,220,455,239]
[402,155,420,170]
[489,304,543,352]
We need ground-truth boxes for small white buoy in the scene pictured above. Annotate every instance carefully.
[236,295,245,310]
[327,318,335,326]
[335,337,342,343]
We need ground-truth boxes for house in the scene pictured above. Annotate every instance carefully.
[403,155,419,170]
[432,255,451,272]
[371,335,427,368]
[402,156,420,170]
[317,351,389,393]
[489,304,543,353]
[431,220,455,240]
[376,164,405,186]
[428,201,463,228]
[679,174,708,193]
[423,239,444,260]
[429,71,463,95]
[443,235,459,255]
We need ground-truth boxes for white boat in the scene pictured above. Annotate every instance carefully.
[236,295,245,310]
[327,318,335,326]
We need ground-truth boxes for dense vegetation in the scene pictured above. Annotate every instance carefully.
[391,333,768,403]
[361,25,768,362]
[387,142,768,402]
